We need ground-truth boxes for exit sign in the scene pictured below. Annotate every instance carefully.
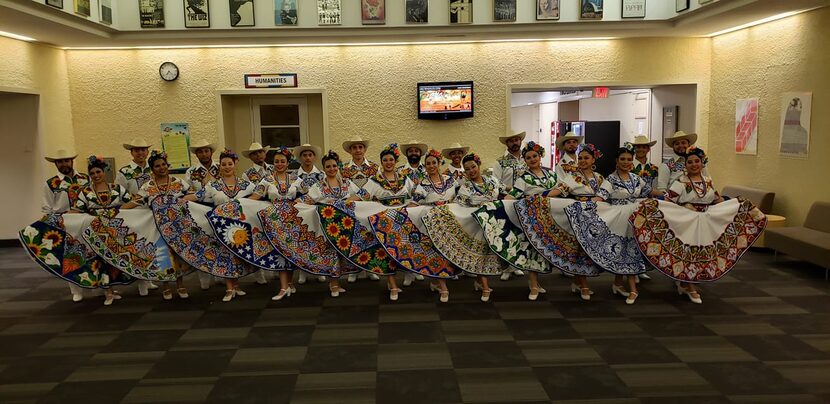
[593,87,609,98]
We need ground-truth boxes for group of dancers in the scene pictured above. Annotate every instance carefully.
[23,129,767,306]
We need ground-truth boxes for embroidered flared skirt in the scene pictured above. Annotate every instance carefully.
[369,205,460,279]
[565,201,648,275]
[421,204,507,276]
[316,201,398,275]
[20,213,133,288]
[474,200,553,274]
[630,198,767,283]
[151,195,252,279]
[208,199,292,271]
[258,201,358,278]
[82,208,187,282]
[514,195,601,276]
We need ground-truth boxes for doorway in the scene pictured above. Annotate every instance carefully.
[0,91,40,240]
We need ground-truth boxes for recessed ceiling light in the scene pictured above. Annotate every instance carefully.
[707,9,811,37]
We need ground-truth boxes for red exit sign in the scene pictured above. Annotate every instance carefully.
[593,87,609,98]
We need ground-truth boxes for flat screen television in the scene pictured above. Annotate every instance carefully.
[417,81,474,120]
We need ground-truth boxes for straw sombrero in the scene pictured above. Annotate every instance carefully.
[555,132,583,150]
[189,139,217,153]
[241,142,270,158]
[342,136,370,153]
[498,130,526,145]
[122,138,153,150]
[401,141,428,156]
[293,143,322,159]
[631,135,657,147]
[441,142,470,158]
[44,148,78,162]
[664,131,698,147]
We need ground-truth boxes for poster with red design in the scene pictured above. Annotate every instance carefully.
[735,98,758,155]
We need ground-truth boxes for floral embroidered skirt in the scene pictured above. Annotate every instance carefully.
[421,204,507,276]
[630,197,767,283]
[514,195,601,276]
[19,213,133,288]
[151,195,252,279]
[316,201,398,276]
[565,201,648,275]
[369,206,460,279]
[474,200,553,274]
[208,199,292,271]
[258,202,358,278]
[81,208,188,282]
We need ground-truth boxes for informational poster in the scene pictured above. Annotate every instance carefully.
[779,92,812,159]
[735,98,759,155]
[161,123,192,172]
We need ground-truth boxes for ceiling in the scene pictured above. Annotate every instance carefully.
[0,0,827,48]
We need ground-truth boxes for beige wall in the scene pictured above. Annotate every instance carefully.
[63,37,712,171]
[0,93,40,239]
[708,7,830,225]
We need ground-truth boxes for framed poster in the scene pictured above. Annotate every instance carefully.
[46,0,63,10]
[405,0,428,23]
[494,0,516,22]
[139,0,165,28]
[537,0,559,20]
[161,123,192,173]
[317,0,341,25]
[184,0,210,28]
[676,0,689,12]
[779,92,812,159]
[361,0,385,25]
[275,0,298,25]
[230,0,255,27]
[735,98,759,155]
[74,0,90,16]
[622,0,645,18]
[580,0,603,20]
[450,0,473,24]
[100,0,113,24]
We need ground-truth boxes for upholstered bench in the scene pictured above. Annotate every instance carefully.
[722,185,775,213]
[765,201,830,280]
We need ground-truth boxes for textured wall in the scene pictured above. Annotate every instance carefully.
[708,7,830,225]
[64,37,711,170]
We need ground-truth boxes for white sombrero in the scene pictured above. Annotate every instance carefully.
[122,138,153,150]
[441,142,470,158]
[555,132,583,150]
[44,148,78,162]
[400,140,428,156]
[189,139,217,153]
[342,136,370,153]
[241,142,270,158]
[631,135,657,147]
[498,130,526,145]
[293,143,322,159]
[664,130,698,147]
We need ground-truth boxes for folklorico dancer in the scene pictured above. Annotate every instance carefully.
[184,139,220,194]
[492,129,527,280]
[115,138,153,195]
[554,131,583,183]
[292,143,326,284]
[248,146,300,300]
[340,136,381,282]
[629,135,662,197]
[657,130,699,193]
[183,139,222,290]
[114,138,159,296]
[241,142,273,184]
[41,148,90,302]
[73,155,136,305]
[441,142,470,184]
[398,140,429,184]
[240,142,273,285]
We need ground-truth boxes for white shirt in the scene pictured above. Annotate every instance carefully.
[555,153,578,183]
[253,173,299,201]
[243,162,273,184]
[199,177,256,205]
[455,175,505,207]
[363,173,417,206]
[340,159,379,189]
[296,165,324,194]
[304,178,365,204]
[667,175,719,205]
[136,177,191,205]
[115,161,152,195]
[74,183,132,214]
[492,152,526,190]
[414,174,457,205]
[184,161,220,193]
[42,171,90,214]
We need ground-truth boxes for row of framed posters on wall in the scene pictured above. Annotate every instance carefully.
[44,1,718,28]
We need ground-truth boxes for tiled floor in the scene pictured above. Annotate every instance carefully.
[0,247,828,403]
